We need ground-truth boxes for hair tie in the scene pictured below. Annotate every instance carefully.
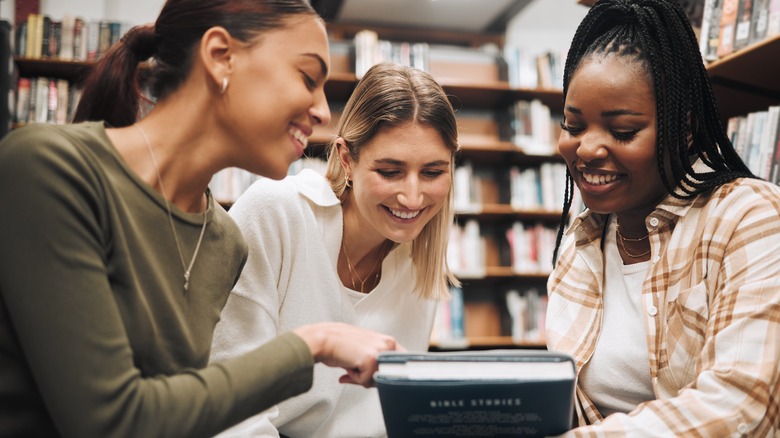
[121,24,157,62]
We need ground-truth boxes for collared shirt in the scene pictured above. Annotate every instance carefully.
[547,176,780,437]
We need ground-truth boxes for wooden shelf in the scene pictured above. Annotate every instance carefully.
[325,72,563,110]
[705,34,780,122]
[455,266,551,281]
[13,57,92,83]
[456,204,563,223]
[430,336,546,351]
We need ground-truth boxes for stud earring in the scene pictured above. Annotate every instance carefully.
[220,77,229,94]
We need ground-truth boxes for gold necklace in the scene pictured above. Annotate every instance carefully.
[135,124,208,291]
[342,240,387,292]
[616,223,650,258]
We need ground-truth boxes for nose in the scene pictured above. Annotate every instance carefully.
[397,177,424,209]
[311,89,331,126]
[576,131,608,162]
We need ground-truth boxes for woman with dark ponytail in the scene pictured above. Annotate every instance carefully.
[0,1,401,436]
[547,0,780,435]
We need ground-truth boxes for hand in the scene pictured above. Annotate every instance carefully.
[293,322,404,387]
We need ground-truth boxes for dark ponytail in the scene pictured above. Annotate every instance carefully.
[73,25,156,127]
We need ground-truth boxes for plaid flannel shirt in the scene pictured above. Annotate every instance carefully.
[547,176,780,437]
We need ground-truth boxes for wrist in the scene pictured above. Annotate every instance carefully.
[293,324,326,362]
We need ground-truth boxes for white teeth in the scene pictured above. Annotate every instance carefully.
[389,208,420,219]
[289,126,308,149]
[582,172,619,185]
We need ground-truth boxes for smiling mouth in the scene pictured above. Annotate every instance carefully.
[581,172,620,185]
[288,126,309,150]
[387,207,421,219]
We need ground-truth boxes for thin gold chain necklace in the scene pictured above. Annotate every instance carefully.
[616,223,650,258]
[135,124,208,291]
[342,240,387,292]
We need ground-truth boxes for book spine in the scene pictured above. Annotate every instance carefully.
[718,0,740,57]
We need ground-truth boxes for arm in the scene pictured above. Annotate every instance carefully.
[0,127,313,438]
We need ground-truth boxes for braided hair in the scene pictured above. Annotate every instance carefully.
[552,0,753,265]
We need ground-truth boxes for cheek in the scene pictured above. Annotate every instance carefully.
[557,135,577,161]
[427,179,452,207]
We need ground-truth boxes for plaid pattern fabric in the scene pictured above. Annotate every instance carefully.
[547,177,780,437]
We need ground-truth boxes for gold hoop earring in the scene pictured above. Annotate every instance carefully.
[344,174,352,188]
[220,77,229,94]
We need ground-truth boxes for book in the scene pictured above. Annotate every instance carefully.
[768,0,780,35]
[750,0,771,44]
[374,350,575,438]
[733,0,754,51]
[718,0,741,57]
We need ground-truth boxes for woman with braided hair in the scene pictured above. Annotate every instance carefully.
[0,0,402,436]
[547,0,780,435]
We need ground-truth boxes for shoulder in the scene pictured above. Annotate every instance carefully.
[231,169,338,214]
[0,122,109,186]
[706,177,780,215]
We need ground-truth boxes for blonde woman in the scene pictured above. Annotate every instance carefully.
[211,62,460,437]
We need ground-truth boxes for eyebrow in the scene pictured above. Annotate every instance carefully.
[565,105,645,117]
[374,158,451,167]
[302,53,329,78]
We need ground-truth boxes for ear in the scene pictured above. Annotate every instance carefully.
[199,26,234,94]
[335,137,353,176]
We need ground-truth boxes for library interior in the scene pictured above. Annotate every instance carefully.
[0,0,780,431]
[5,0,780,352]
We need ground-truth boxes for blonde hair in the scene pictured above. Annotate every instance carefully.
[326,62,460,300]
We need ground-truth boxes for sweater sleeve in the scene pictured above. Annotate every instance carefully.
[210,176,303,436]
[0,125,313,438]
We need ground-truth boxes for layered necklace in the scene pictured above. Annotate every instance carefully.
[616,222,650,258]
[135,124,208,291]
[342,240,390,293]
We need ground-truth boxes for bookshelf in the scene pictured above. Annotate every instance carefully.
[707,34,780,123]
[14,6,777,351]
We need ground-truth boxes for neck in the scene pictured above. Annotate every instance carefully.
[109,119,213,213]
[339,205,390,292]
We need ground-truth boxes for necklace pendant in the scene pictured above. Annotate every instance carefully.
[184,272,190,291]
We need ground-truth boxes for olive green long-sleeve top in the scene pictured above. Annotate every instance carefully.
[0,122,313,437]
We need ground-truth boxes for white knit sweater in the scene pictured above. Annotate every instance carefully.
[210,169,437,438]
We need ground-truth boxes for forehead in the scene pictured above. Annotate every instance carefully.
[359,122,452,162]
[250,16,329,63]
[567,54,655,108]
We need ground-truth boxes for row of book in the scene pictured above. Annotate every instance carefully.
[15,13,129,62]
[447,219,558,277]
[728,105,780,183]
[510,162,568,212]
[505,287,547,344]
[511,99,561,155]
[353,30,430,78]
[429,285,548,346]
[355,29,554,93]
[454,160,566,213]
[504,46,566,90]
[430,286,466,346]
[210,157,328,204]
[14,76,80,126]
[507,222,557,275]
[699,0,780,61]
[351,30,567,91]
